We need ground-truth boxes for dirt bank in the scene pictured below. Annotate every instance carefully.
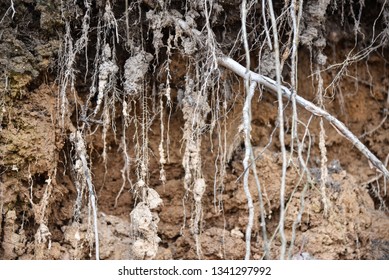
[0,0,388,260]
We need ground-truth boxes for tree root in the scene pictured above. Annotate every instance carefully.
[217,56,389,179]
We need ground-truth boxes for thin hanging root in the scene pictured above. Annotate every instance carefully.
[266,0,288,260]
[69,131,100,260]
[217,57,389,179]
[242,81,256,260]
[319,118,330,216]
[241,0,254,260]
[316,64,330,217]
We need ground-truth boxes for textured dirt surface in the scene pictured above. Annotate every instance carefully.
[0,0,388,260]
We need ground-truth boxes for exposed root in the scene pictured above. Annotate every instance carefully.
[69,131,100,260]
[217,56,389,179]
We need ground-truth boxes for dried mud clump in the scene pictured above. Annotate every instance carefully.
[130,189,163,260]
[0,86,58,175]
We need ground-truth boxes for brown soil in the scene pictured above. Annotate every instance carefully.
[0,0,388,260]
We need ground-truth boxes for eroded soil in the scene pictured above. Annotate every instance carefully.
[0,0,388,260]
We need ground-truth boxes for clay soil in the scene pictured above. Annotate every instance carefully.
[0,0,388,260]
